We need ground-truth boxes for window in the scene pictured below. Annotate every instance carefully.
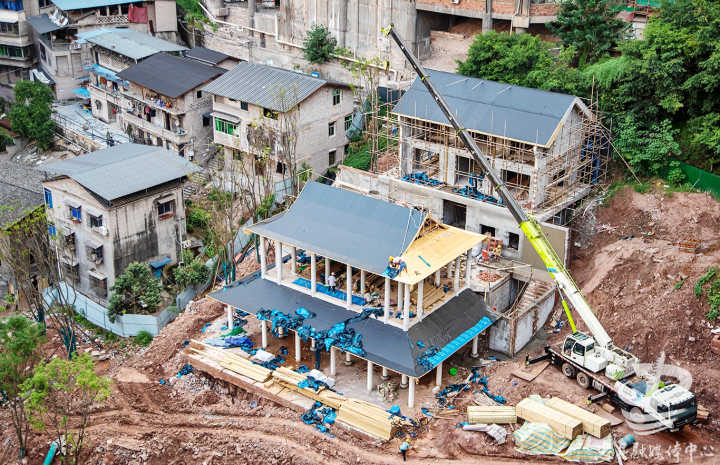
[63,232,75,249]
[328,121,336,137]
[328,150,336,166]
[332,89,340,105]
[196,90,202,99]
[276,161,286,174]
[215,118,237,135]
[158,200,174,218]
[86,244,103,264]
[0,1,23,12]
[508,232,519,250]
[240,101,248,111]
[0,22,19,36]
[263,108,277,119]
[202,115,211,127]
[39,43,46,61]
[62,262,79,279]
[70,206,82,222]
[573,344,585,356]
[480,224,495,237]
[89,213,102,229]
[44,188,53,208]
[48,223,56,236]
[563,338,574,354]
[344,115,352,131]
[89,274,107,295]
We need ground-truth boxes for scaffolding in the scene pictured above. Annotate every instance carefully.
[363,91,611,226]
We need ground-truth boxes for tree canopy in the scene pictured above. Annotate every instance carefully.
[9,80,56,151]
[107,262,164,322]
[303,23,338,64]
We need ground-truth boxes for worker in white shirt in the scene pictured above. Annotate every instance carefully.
[327,272,337,292]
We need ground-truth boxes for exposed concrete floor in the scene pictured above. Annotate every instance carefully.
[53,102,131,148]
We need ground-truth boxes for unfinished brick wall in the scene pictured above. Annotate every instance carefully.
[417,0,486,13]
[492,0,515,15]
[530,4,561,16]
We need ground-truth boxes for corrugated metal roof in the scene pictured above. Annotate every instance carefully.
[202,62,349,112]
[84,30,186,60]
[393,69,583,147]
[117,54,226,99]
[0,160,45,229]
[185,47,229,65]
[27,14,67,34]
[35,144,200,201]
[50,0,134,10]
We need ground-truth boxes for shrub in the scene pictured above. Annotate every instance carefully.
[134,330,154,347]
[303,23,337,64]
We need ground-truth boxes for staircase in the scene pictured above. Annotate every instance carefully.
[183,152,223,198]
[513,281,553,314]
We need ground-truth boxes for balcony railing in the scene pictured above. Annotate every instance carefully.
[77,13,128,26]
[128,117,189,144]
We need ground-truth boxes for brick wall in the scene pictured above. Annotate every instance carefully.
[492,0,515,15]
[417,0,486,13]
[530,4,561,16]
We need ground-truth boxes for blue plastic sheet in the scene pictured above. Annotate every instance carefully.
[292,277,366,305]
[296,365,310,373]
[298,376,327,392]
[253,354,285,370]
[295,307,316,319]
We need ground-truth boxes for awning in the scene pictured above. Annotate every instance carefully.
[63,198,81,208]
[88,270,106,280]
[85,240,102,249]
[72,88,90,99]
[61,230,74,237]
[150,257,172,268]
[31,68,55,86]
[84,64,129,86]
[60,257,78,266]
[85,208,102,218]
[27,14,67,34]
[210,111,241,124]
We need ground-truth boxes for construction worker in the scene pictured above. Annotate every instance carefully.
[363,289,373,305]
[328,272,337,292]
[388,256,397,269]
[586,395,592,407]
[400,438,410,461]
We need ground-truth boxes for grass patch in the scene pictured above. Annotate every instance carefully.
[134,330,154,347]
[695,267,720,321]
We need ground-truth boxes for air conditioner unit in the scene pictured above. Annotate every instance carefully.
[450,0,460,3]
[73,44,81,50]
[98,226,109,236]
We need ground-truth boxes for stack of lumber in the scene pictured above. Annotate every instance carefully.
[473,392,500,407]
[189,340,271,382]
[271,367,347,409]
[467,406,517,424]
[337,399,400,440]
[272,366,311,387]
[410,284,448,309]
[545,397,611,438]
[516,398,582,440]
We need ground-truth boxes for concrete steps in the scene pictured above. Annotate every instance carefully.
[514,281,553,313]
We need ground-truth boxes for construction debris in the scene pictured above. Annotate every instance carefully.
[678,238,700,253]
[467,406,516,424]
[476,271,503,282]
[462,423,507,444]
[516,398,582,440]
[545,397,611,438]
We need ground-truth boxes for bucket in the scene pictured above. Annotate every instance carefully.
[618,434,635,450]
[449,368,458,376]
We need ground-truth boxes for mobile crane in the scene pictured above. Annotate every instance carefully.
[382,24,697,432]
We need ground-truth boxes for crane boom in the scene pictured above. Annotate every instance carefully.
[382,23,613,348]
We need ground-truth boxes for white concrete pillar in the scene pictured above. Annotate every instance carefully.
[345,351,353,366]
[454,256,461,292]
[330,348,337,376]
[436,361,443,387]
[403,283,411,331]
[367,361,373,392]
[260,236,267,279]
[397,280,403,312]
[311,338,316,350]
[261,320,268,348]
[295,331,301,362]
[384,277,391,323]
[310,252,317,297]
[360,269,366,293]
[447,262,453,279]
[291,246,297,274]
[226,305,233,330]
[346,263,352,309]
[466,249,473,282]
[408,377,416,409]
[417,280,424,320]
[471,335,479,359]
[435,269,441,287]
[275,241,282,284]
[325,257,330,285]
[381,367,389,381]
[400,374,408,389]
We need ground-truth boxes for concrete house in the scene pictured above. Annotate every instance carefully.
[116,53,226,158]
[36,144,200,305]
[79,28,186,123]
[202,62,354,179]
[0,0,41,100]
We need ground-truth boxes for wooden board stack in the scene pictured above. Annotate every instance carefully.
[545,397,611,438]
[516,398,582,440]
[189,340,272,382]
[337,399,400,440]
[467,406,517,424]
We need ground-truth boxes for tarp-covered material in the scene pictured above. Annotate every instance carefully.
[209,274,494,378]
[245,181,426,276]
[27,14,67,34]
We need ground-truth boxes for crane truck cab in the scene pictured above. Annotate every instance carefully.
[562,332,608,373]
[614,380,698,431]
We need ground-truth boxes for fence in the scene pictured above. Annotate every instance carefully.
[660,158,720,199]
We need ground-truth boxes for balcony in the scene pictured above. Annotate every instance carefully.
[128,117,190,145]
[122,89,185,114]
[76,13,129,27]
[37,34,77,52]
[87,84,123,106]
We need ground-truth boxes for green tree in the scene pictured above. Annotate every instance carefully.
[173,256,211,289]
[547,0,631,67]
[9,80,56,151]
[0,316,45,460]
[20,353,112,465]
[303,23,337,64]
[107,262,164,322]
[613,116,680,175]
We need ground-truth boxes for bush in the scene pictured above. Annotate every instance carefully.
[667,162,686,185]
[187,207,210,231]
[134,330,154,347]
[303,23,337,64]
[343,140,372,171]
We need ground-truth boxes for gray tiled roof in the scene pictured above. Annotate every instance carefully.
[185,47,230,65]
[0,160,46,229]
[394,69,584,147]
[84,30,186,60]
[34,144,200,201]
[202,62,349,112]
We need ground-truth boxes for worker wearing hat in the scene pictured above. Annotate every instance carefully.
[400,438,410,461]
[328,272,337,292]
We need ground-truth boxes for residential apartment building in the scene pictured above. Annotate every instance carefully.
[36,144,199,305]
[27,0,178,99]
[202,62,354,179]
[116,53,226,158]
[0,0,44,100]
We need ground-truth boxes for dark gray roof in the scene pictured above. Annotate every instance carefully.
[117,54,226,99]
[394,69,584,147]
[247,181,426,275]
[0,160,46,229]
[82,29,186,60]
[185,47,230,65]
[202,62,349,112]
[209,275,495,378]
[34,144,200,201]
[27,14,67,34]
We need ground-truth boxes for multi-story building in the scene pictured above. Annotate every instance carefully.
[202,62,354,179]
[36,144,199,305]
[0,0,44,100]
[27,0,178,99]
[116,53,226,158]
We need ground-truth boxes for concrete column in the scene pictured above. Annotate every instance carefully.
[471,335,480,359]
[310,253,317,297]
[261,320,268,348]
[384,277,391,323]
[381,367,389,381]
[226,305,233,331]
[325,257,330,285]
[417,280,424,320]
[447,262,453,279]
[346,264,352,309]
[403,283,411,331]
[397,281,403,313]
[330,348,337,376]
[260,236,267,279]
[345,351,354,366]
[454,256,461,292]
[435,269,441,287]
[436,362,443,387]
[278,326,285,339]
[360,269,366,294]
[311,338,316,350]
[291,246,297,274]
[408,378,416,409]
[338,0,347,48]
[400,374,408,389]
[367,361,373,392]
[482,0,493,33]
[248,0,255,31]
[275,241,282,284]
[295,331,301,362]
[466,249,473,283]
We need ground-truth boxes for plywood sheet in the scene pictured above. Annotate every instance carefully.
[511,360,550,382]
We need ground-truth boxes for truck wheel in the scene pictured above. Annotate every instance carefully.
[629,407,645,424]
[576,371,590,389]
[562,363,576,378]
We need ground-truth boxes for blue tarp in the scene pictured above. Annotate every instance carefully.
[72,88,90,98]
[150,257,172,268]
[427,316,494,367]
[292,277,365,306]
[85,64,129,86]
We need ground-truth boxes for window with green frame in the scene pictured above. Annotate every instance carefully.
[215,118,237,135]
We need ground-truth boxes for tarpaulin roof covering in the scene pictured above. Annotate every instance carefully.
[245,181,426,276]
[209,275,495,378]
[27,13,67,34]
[393,69,586,147]
[85,64,128,86]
